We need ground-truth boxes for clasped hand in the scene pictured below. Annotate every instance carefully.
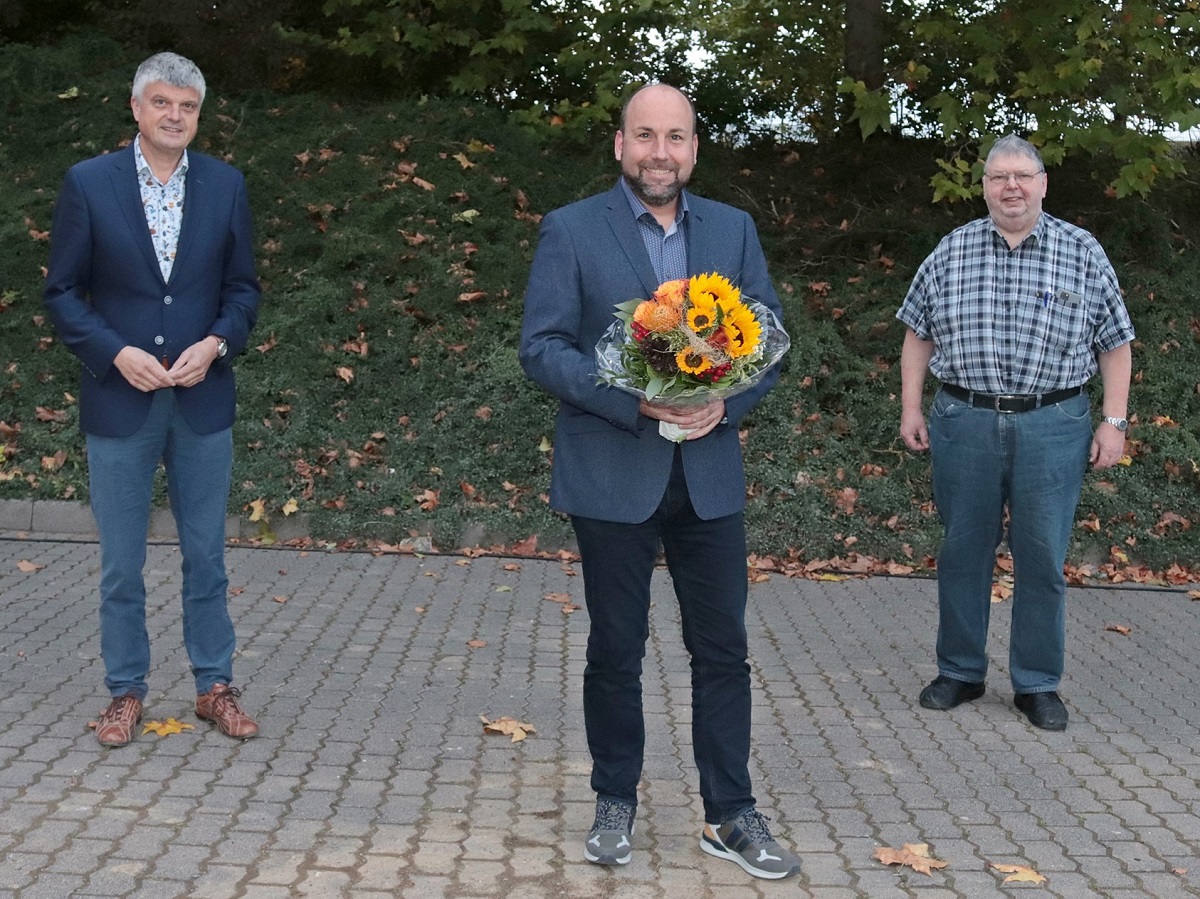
[638,398,726,440]
[114,337,220,392]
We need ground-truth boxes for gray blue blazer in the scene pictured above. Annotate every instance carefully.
[519,181,783,524]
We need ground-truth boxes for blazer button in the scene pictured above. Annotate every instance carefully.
[164,295,173,305]
[154,336,165,346]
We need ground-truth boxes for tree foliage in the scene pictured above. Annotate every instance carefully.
[847,0,1200,198]
[6,0,1197,197]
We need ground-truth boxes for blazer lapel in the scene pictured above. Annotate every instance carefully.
[110,146,166,286]
[170,153,205,287]
[603,183,661,296]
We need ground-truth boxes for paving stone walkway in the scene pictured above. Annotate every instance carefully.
[1,533,1198,898]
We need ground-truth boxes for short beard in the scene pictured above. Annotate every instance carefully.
[625,169,686,208]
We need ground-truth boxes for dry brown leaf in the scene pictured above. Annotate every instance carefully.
[543,592,572,603]
[467,639,487,649]
[17,560,45,572]
[502,563,521,571]
[272,595,288,604]
[562,603,579,614]
[989,862,1047,884]
[142,718,196,737]
[480,715,536,742]
[1105,623,1132,635]
[873,843,948,876]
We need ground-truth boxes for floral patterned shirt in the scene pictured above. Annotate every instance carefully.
[134,135,188,282]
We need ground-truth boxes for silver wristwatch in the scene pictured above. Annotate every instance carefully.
[1102,416,1128,432]
[211,336,228,358]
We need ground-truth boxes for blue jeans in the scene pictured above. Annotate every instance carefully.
[571,451,755,825]
[928,389,1092,693]
[87,388,236,700]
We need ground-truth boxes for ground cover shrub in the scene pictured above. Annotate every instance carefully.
[2,37,1198,570]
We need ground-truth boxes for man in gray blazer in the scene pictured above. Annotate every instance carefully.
[520,83,799,880]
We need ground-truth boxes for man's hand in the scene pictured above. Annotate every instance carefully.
[639,398,726,440]
[113,346,176,392]
[166,336,222,388]
[900,407,930,452]
[1090,422,1126,470]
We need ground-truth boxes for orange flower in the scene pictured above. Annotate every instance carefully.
[633,299,682,332]
[653,279,688,308]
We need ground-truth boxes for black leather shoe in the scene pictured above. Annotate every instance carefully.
[1014,691,1068,731]
[919,675,985,710]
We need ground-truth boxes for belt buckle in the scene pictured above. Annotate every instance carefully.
[994,394,1019,414]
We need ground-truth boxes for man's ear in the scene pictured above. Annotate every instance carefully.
[614,130,624,162]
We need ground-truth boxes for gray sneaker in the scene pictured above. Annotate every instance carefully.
[583,798,636,865]
[700,808,801,879]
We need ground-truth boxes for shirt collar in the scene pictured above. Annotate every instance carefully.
[618,176,689,226]
[134,134,189,184]
[989,211,1045,249]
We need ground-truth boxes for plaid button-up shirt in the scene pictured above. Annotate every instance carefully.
[897,212,1134,395]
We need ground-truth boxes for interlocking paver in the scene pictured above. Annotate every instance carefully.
[1,532,1199,898]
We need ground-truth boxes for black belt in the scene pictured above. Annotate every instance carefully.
[941,383,1084,413]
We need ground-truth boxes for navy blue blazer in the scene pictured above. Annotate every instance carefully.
[44,144,260,437]
[519,182,783,524]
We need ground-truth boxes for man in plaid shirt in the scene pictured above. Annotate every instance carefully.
[896,135,1134,731]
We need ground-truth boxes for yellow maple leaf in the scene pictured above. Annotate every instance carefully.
[480,715,537,743]
[247,499,267,522]
[873,843,949,876]
[281,498,299,516]
[989,862,1047,884]
[142,718,196,737]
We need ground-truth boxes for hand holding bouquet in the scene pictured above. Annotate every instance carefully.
[595,272,789,440]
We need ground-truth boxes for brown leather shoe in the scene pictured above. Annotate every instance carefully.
[95,694,143,747]
[196,683,259,739]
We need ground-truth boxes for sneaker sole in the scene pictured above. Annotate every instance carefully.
[700,834,799,880]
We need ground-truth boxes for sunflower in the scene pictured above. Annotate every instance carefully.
[720,301,762,357]
[652,279,688,308]
[633,299,682,332]
[686,299,719,334]
[675,347,713,375]
[688,272,741,309]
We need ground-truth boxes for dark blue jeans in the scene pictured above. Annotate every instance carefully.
[929,389,1092,693]
[571,453,755,824]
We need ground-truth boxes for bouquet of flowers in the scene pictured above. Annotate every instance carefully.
[595,272,789,440]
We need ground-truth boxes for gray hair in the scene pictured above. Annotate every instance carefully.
[132,52,206,106]
[985,134,1044,172]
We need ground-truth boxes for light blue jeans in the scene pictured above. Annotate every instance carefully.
[928,388,1092,693]
[87,388,235,699]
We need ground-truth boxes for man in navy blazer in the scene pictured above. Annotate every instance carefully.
[44,52,261,747]
[520,83,800,880]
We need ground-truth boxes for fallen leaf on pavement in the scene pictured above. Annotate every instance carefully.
[17,560,45,572]
[480,715,536,742]
[1105,623,1131,635]
[142,718,196,737]
[989,862,1047,884]
[543,592,572,603]
[467,639,487,648]
[873,843,948,876]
